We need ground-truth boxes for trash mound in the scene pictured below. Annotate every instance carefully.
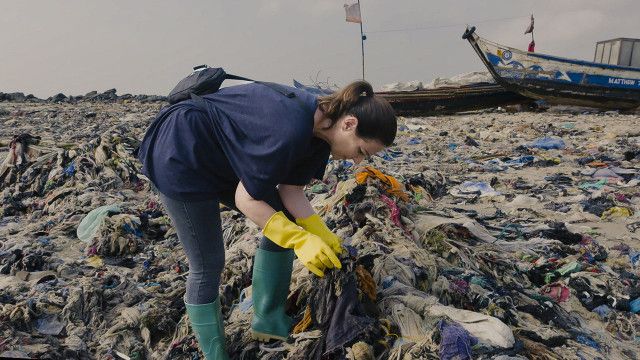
[0,90,167,103]
[1,100,640,359]
[379,71,495,92]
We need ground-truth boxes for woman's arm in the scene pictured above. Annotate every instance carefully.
[277,184,315,220]
[234,182,315,226]
[234,181,277,228]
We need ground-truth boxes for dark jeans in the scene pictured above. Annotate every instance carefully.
[158,188,293,304]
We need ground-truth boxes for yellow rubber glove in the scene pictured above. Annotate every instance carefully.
[263,212,342,277]
[296,214,344,255]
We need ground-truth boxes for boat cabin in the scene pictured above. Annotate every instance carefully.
[594,38,640,67]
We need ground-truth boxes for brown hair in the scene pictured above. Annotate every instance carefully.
[317,80,396,146]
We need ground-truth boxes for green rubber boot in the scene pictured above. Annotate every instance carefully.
[185,297,230,360]
[251,248,294,342]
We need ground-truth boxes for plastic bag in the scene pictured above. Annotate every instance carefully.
[76,204,122,243]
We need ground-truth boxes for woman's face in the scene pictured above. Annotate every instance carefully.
[330,115,385,164]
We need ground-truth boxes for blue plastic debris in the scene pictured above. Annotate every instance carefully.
[457,181,501,197]
[629,251,640,268]
[481,156,535,172]
[591,305,612,319]
[123,222,143,238]
[37,236,51,245]
[575,335,600,350]
[35,314,65,335]
[529,137,566,150]
[381,276,396,289]
[64,162,76,176]
[438,320,477,360]
[378,149,403,161]
[238,288,253,312]
[630,298,640,314]
[481,159,508,172]
[345,245,358,258]
[505,155,535,166]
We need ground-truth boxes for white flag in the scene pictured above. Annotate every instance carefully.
[344,2,362,24]
[524,14,534,34]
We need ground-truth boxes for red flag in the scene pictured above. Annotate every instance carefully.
[344,2,362,24]
[524,14,534,34]
[528,40,535,52]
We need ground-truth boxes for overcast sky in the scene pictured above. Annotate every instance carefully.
[1,1,638,97]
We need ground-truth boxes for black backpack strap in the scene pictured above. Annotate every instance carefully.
[226,72,306,109]
[191,74,306,111]
[256,81,307,109]
[225,74,254,82]
[190,93,208,109]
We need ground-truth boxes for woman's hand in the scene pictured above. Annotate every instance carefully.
[296,214,344,255]
[263,212,341,277]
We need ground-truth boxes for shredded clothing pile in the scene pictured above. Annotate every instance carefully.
[1,99,640,359]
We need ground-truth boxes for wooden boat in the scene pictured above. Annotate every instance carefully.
[376,83,529,116]
[463,26,640,110]
[293,80,531,116]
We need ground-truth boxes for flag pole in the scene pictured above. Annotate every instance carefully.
[530,14,534,43]
[358,0,365,80]
[345,1,366,79]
